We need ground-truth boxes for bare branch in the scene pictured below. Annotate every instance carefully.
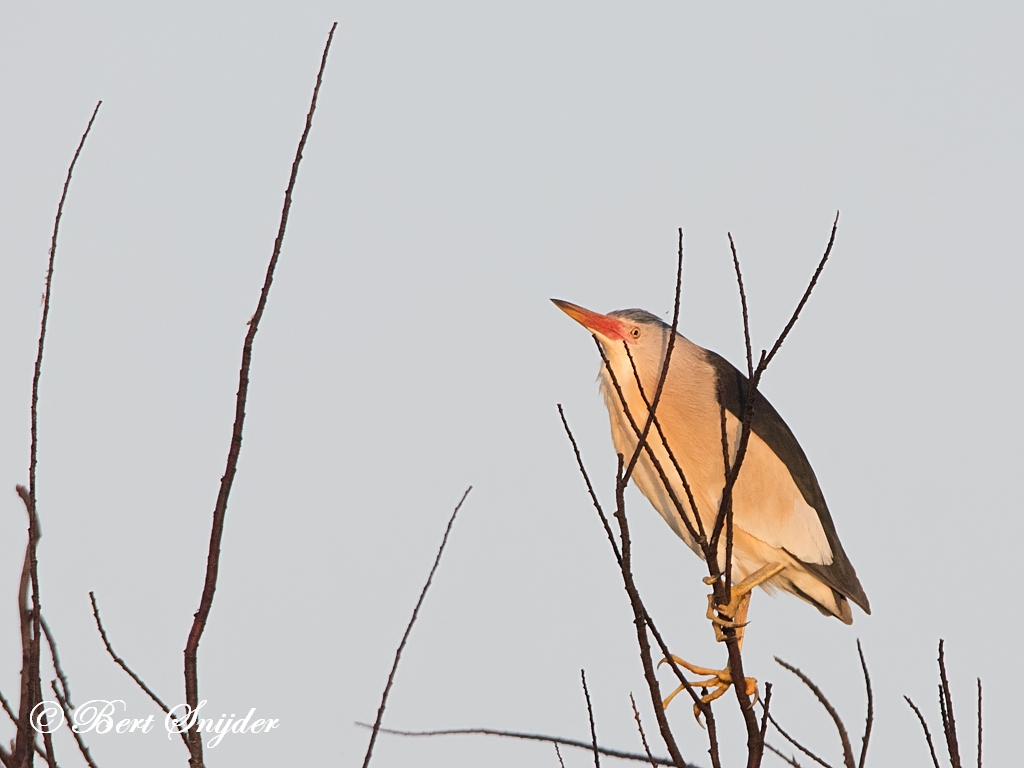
[1,685,51,766]
[612,458,710,768]
[52,682,98,768]
[29,99,102,505]
[40,617,72,707]
[762,211,838,370]
[183,24,337,768]
[768,713,835,768]
[775,657,854,768]
[629,694,658,768]
[764,743,805,768]
[361,487,471,768]
[976,678,982,768]
[904,696,941,768]
[581,670,601,768]
[596,340,703,552]
[727,233,754,380]
[89,591,188,750]
[557,409,708,723]
[937,640,962,768]
[751,682,772,767]
[555,743,566,768]
[558,405,621,564]
[622,228,684,485]
[856,640,872,768]
[357,724,685,766]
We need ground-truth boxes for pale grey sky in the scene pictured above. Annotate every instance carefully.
[1,3,1021,767]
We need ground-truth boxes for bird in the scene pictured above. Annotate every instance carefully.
[553,298,869,705]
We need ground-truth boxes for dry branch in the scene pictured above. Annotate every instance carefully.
[181,23,337,768]
[360,488,472,768]
[775,656,854,768]
[629,693,658,768]
[12,100,101,768]
[581,670,601,768]
[359,724,684,766]
[89,592,188,749]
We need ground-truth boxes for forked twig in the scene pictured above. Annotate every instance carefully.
[182,23,337,768]
[358,724,682,766]
[361,488,472,768]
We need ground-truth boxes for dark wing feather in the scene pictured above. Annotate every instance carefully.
[706,350,870,614]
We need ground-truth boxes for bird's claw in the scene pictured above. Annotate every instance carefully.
[659,655,759,721]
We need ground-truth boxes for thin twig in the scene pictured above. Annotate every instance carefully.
[856,640,873,768]
[762,211,838,370]
[727,233,754,380]
[765,743,805,768]
[90,591,188,748]
[14,101,101,768]
[630,694,658,768]
[0,688,16,724]
[622,228,684,485]
[29,99,102,502]
[52,682,98,768]
[751,682,772,767]
[976,678,982,768]
[938,640,962,768]
[596,339,702,548]
[582,670,601,768]
[613,458,712,768]
[555,743,566,768]
[183,24,337,768]
[904,696,941,768]
[558,409,706,717]
[361,487,471,768]
[768,713,835,768]
[357,724,683,766]
[775,657,854,768]
[41,710,58,768]
[558,404,621,564]
[40,616,72,707]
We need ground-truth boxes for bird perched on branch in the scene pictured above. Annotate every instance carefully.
[554,299,869,704]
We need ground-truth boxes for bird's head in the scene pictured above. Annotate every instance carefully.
[551,299,668,352]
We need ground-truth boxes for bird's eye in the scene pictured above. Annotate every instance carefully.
[630,328,641,339]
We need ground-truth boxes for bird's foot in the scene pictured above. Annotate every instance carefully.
[659,655,758,721]
[705,564,786,642]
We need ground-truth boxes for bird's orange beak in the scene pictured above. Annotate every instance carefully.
[551,299,627,342]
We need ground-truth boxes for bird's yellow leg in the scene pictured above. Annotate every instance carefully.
[706,563,786,641]
[658,565,785,715]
